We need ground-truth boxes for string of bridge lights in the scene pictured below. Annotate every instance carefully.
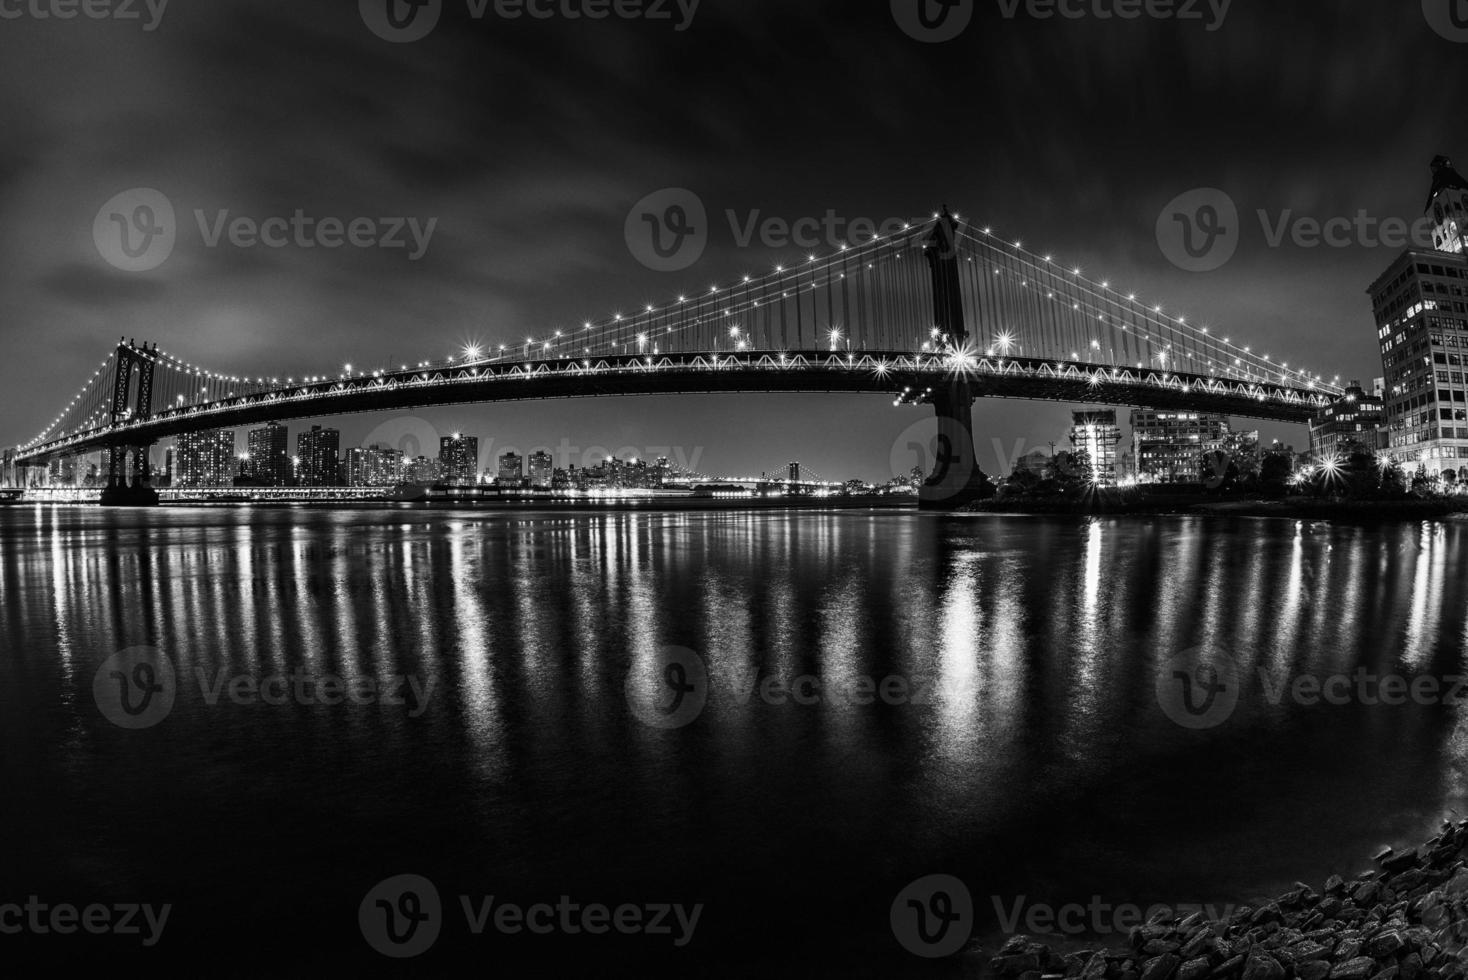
[956,225,1341,396]
[23,213,1344,453]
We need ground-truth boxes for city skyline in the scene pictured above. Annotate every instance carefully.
[2,3,1465,477]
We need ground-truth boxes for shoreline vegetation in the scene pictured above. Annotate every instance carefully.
[971,820,1468,980]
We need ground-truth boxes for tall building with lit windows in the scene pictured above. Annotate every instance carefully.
[1068,410,1121,485]
[296,425,341,487]
[439,434,479,486]
[528,451,554,488]
[175,429,236,487]
[497,452,523,486]
[1308,381,1385,458]
[346,445,404,487]
[1368,156,1468,476]
[246,422,291,486]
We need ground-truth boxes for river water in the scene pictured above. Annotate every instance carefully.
[1,506,1465,976]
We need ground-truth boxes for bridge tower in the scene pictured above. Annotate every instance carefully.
[100,339,160,506]
[918,209,993,509]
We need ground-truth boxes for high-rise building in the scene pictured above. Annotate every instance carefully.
[296,425,341,487]
[1068,410,1121,485]
[175,429,236,487]
[498,452,523,485]
[528,450,553,488]
[1129,411,1232,484]
[346,444,404,487]
[438,434,479,486]
[1427,155,1468,255]
[1368,155,1468,476]
[246,422,291,486]
[1308,380,1386,458]
[407,456,442,485]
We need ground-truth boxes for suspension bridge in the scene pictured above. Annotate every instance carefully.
[9,210,1343,507]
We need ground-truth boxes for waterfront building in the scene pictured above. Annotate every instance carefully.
[175,429,236,487]
[346,444,405,487]
[528,450,553,488]
[1068,409,1121,485]
[407,456,442,485]
[439,434,479,486]
[1129,411,1233,484]
[1308,380,1386,459]
[498,452,524,486]
[296,426,341,486]
[246,422,291,486]
[1368,155,1468,476]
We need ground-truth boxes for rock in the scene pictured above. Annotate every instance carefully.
[1143,941,1183,957]
[1336,940,1363,961]
[1366,932,1405,958]
[1356,883,1383,906]
[1211,955,1246,979]
[1140,953,1180,980]
[993,954,1043,976]
[1384,850,1423,873]
[1332,958,1380,980]
[1064,954,1088,978]
[1326,876,1348,895]
[1369,968,1400,980]
[1299,962,1334,980]
[1177,958,1211,980]
[1180,930,1213,959]
[1241,950,1284,980]
[1083,953,1110,980]
[1002,935,1033,955]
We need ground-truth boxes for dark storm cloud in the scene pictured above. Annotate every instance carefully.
[2,1,1467,474]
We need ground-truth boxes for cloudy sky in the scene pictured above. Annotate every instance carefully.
[3,1,1467,480]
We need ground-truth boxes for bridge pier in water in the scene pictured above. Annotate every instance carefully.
[916,208,993,510]
[100,340,161,507]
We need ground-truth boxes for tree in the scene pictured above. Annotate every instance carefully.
[1259,454,1293,495]
[1411,464,1433,496]
[1381,461,1407,497]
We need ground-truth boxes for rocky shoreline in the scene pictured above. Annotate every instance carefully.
[980,822,1468,980]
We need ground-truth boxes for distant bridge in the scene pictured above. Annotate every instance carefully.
[11,211,1342,507]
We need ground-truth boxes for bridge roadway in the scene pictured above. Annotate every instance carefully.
[15,349,1333,465]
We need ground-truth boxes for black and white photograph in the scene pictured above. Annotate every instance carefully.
[4,1,1468,976]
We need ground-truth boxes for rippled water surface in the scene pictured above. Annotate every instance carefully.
[2,506,1467,976]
